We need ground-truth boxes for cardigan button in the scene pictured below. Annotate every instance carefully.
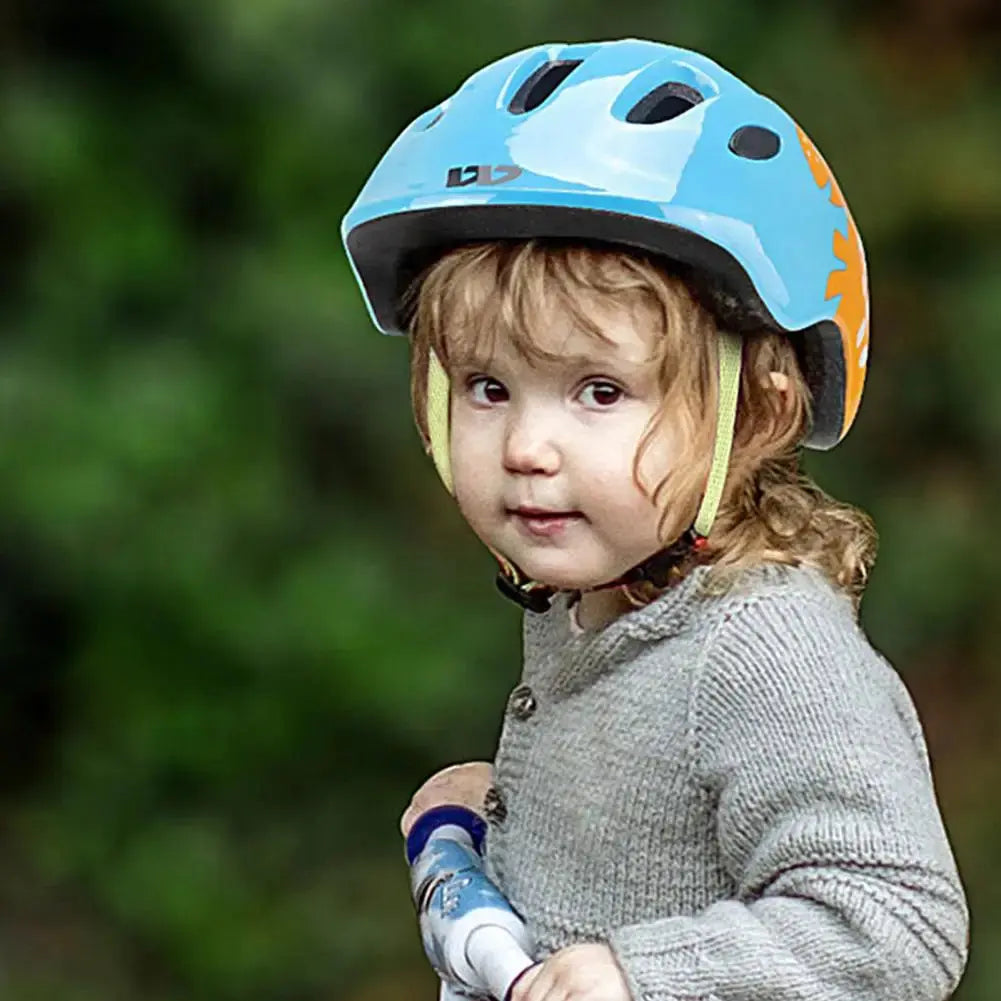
[508,684,538,721]
[483,785,508,824]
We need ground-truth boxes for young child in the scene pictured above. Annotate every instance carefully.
[342,39,969,1001]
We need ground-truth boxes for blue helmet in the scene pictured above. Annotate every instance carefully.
[341,38,869,450]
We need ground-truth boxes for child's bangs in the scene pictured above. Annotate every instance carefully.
[418,241,667,374]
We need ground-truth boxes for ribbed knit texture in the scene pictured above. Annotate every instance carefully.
[483,563,969,1001]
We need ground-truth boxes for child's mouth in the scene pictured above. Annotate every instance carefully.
[509,508,583,537]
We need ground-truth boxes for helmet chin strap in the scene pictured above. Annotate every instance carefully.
[424,334,743,613]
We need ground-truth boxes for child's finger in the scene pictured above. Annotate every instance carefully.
[521,962,560,1001]
[401,762,494,836]
[506,962,542,1001]
[399,801,419,837]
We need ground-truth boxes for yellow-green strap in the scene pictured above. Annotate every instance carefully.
[693,332,742,537]
[426,348,454,493]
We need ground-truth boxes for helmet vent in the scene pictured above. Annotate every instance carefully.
[508,60,583,114]
[728,125,781,160]
[626,81,703,124]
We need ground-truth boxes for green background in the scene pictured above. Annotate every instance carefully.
[1,1,998,998]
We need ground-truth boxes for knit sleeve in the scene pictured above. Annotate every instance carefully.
[607,584,969,1001]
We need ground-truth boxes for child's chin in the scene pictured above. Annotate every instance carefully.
[517,560,607,592]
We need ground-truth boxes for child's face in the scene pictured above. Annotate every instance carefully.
[448,299,676,592]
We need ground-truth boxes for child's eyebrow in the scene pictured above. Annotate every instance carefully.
[453,344,651,374]
[563,348,623,367]
[562,348,652,375]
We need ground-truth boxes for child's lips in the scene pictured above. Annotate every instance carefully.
[509,508,584,537]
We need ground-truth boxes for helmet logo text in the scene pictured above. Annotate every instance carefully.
[446,165,523,187]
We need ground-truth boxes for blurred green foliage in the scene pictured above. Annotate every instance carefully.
[0,1,998,998]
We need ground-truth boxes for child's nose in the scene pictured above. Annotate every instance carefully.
[502,416,561,475]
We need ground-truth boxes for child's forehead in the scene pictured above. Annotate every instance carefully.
[450,301,661,370]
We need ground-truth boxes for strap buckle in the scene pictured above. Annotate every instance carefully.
[495,572,555,613]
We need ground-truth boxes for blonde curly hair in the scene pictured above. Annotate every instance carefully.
[404,240,876,611]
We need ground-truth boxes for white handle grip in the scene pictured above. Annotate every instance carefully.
[465,924,536,1000]
[439,981,468,1001]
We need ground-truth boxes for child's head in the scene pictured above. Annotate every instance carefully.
[406,240,875,606]
[341,38,875,609]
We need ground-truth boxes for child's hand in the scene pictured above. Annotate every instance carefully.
[510,943,632,1001]
[399,761,494,836]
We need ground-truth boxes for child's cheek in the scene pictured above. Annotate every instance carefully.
[449,425,499,529]
[632,425,677,496]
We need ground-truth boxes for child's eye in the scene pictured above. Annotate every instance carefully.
[579,381,623,407]
[468,376,508,404]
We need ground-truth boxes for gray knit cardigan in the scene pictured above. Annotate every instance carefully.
[482,563,969,1001]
